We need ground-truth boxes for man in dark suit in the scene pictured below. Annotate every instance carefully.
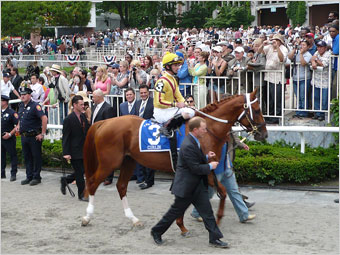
[61,95,90,201]
[119,88,137,116]
[151,117,229,248]
[91,89,116,125]
[91,89,116,186]
[9,67,23,111]
[135,85,155,190]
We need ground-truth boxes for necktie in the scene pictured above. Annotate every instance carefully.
[139,100,146,117]
[128,103,132,113]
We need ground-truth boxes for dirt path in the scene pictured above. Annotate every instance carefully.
[1,169,339,254]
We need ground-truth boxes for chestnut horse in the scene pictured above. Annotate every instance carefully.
[81,90,268,235]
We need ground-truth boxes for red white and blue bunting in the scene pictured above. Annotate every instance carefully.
[103,55,117,65]
[65,55,80,65]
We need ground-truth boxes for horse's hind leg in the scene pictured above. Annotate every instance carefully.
[116,156,141,226]
[176,215,190,236]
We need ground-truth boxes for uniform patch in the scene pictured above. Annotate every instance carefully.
[36,105,42,111]
[14,113,19,119]
[155,81,164,92]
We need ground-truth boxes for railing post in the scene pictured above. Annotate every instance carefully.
[299,132,305,154]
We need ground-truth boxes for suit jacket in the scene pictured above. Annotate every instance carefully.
[91,101,116,124]
[11,74,23,90]
[119,100,137,116]
[62,112,90,159]
[135,97,154,119]
[171,134,211,198]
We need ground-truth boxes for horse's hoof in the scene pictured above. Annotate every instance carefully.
[81,216,90,226]
[133,221,144,227]
[181,231,191,237]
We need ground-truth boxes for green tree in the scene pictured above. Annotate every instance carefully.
[204,2,254,29]
[97,1,180,29]
[286,1,306,27]
[1,1,92,37]
[177,2,214,28]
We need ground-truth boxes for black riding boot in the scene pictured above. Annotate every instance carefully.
[159,114,186,138]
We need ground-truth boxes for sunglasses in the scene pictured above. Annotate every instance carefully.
[186,100,194,103]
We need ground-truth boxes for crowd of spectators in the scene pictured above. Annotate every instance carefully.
[1,11,339,126]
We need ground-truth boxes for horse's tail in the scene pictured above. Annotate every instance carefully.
[83,121,104,196]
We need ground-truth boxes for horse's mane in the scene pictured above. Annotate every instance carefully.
[200,94,241,113]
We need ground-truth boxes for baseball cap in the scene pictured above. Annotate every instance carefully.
[234,46,245,53]
[235,38,242,44]
[110,63,119,69]
[212,46,223,53]
[316,40,327,47]
[227,44,234,51]
[217,41,228,46]
[306,33,315,38]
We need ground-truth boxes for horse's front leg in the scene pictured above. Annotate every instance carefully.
[176,215,190,236]
[82,195,95,226]
[215,182,227,225]
[116,157,142,226]
[208,173,227,225]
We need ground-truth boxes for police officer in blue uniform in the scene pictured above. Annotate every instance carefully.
[17,86,48,186]
[1,95,19,181]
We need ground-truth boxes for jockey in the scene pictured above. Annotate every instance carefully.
[154,52,195,136]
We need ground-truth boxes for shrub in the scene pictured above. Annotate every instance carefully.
[234,140,339,184]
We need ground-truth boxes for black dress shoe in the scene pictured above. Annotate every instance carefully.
[140,183,152,190]
[29,179,41,186]
[60,177,67,195]
[10,176,16,182]
[1,175,6,179]
[245,201,255,209]
[21,178,32,185]
[209,239,229,248]
[79,197,89,202]
[150,230,163,245]
[334,198,339,203]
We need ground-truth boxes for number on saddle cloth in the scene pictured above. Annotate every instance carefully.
[138,120,186,171]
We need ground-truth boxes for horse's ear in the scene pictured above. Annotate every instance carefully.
[251,88,258,99]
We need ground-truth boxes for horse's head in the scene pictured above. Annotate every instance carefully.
[237,89,268,141]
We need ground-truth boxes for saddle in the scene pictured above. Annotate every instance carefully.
[139,119,187,171]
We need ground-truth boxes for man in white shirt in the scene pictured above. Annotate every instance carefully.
[1,72,20,98]
[259,33,288,124]
[29,74,45,104]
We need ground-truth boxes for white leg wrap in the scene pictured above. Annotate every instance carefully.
[82,195,95,226]
[122,196,139,224]
[86,195,95,217]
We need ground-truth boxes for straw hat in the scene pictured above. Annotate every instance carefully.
[271,34,285,44]
[76,91,91,103]
[50,64,62,73]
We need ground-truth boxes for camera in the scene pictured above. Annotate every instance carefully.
[152,75,155,79]
[48,83,55,89]
[132,67,137,72]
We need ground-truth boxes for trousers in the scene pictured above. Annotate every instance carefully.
[152,181,223,242]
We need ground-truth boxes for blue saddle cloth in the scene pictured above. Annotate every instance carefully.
[139,120,186,152]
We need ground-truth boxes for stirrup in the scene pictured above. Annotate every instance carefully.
[158,127,174,138]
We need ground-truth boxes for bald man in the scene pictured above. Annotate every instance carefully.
[90,89,116,125]
[91,89,117,186]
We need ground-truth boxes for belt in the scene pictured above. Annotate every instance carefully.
[21,131,40,137]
